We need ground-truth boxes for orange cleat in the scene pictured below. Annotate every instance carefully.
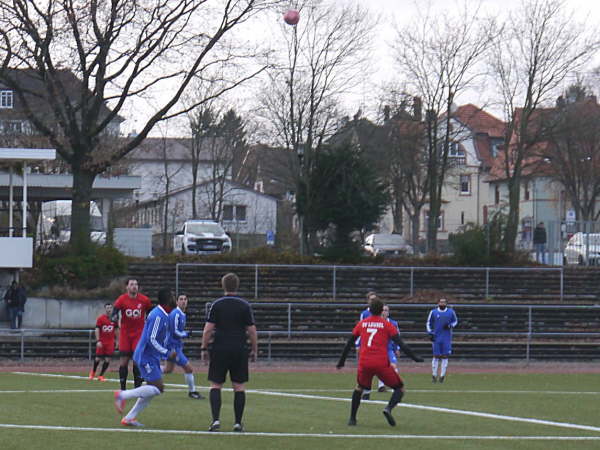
[88,370,95,380]
[97,375,107,382]
[121,417,144,427]
[114,390,125,415]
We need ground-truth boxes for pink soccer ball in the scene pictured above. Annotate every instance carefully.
[283,9,300,26]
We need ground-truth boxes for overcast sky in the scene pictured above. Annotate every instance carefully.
[136,0,600,137]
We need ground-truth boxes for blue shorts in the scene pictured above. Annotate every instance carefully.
[432,339,452,356]
[136,356,163,382]
[388,349,397,364]
[168,345,189,366]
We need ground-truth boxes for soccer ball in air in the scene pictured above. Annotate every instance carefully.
[283,9,300,26]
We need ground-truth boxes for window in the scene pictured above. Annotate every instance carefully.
[490,138,503,158]
[461,211,465,225]
[524,182,530,201]
[223,204,247,222]
[495,186,500,205]
[0,90,13,108]
[459,175,471,195]
[449,142,465,157]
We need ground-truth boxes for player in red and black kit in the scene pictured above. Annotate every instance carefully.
[337,297,423,427]
[89,303,119,381]
[112,279,152,390]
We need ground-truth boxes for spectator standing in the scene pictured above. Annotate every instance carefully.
[4,281,20,329]
[533,222,547,264]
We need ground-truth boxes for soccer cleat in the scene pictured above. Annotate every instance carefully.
[432,375,437,383]
[382,408,396,427]
[121,417,144,427]
[188,391,204,400]
[208,420,220,432]
[377,386,387,393]
[113,390,125,415]
[88,370,95,380]
[97,375,107,382]
[361,392,370,400]
[439,376,445,383]
[347,417,357,426]
[233,423,244,432]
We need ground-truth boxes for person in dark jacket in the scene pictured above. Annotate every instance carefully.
[533,222,547,264]
[4,281,21,329]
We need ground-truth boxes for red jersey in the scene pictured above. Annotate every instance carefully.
[114,293,151,334]
[352,315,399,367]
[96,314,117,344]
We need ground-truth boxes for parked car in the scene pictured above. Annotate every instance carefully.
[363,233,413,257]
[563,232,600,265]
[173,220,232,255]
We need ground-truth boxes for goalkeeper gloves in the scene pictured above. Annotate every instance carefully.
[444,323,452,330]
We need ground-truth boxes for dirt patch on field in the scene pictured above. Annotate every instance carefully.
[1,358,599,374]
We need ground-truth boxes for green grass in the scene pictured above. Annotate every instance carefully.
[0,368,599,449]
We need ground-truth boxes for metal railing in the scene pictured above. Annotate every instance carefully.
[2,301,599,362]
[176,263,565,301]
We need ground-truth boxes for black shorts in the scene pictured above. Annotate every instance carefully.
[208,347,249,384]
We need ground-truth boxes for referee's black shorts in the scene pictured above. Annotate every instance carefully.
[208,347,249,384]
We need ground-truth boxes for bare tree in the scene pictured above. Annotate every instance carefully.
[155,136,185,252]
[490,0,599,252]
[188,104,221,219]
[542,85,600,221]
[392,3,496,253]
[257,0,375,254]
[0,0,281,249]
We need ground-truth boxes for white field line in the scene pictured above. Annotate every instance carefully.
[9,372,600,435]
[0,389,188,394]
[10,372,600,395]
[0,423,599,441]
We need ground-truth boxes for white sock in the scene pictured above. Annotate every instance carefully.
[185,373,195,392]
[125,397,152,421]
[378,378,385,389]
[440,359,449,377]
[432,358,439,376]
[120,384,161,400]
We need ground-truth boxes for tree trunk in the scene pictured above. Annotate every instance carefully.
[410,213,420,254]
[504,179,520,253]
[70,168,97,250]
[427,189,440,254]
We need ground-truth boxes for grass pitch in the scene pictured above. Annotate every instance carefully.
[0,367,599,449]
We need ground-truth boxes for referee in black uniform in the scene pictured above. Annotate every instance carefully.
[201,272,258,432]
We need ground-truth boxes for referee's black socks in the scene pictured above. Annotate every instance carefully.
[234,391,246,424]
[210,388,221,421]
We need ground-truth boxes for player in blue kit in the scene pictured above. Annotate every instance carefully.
[382,304,401,376]
[113,288,174,427]
[426,298,458,383]
[163,293,203,399]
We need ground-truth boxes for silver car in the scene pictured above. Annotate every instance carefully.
[563,232,600,265]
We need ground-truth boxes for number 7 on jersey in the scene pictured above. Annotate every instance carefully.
[366,328,378,346]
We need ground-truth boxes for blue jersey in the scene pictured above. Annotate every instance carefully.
[168,306,188,348]
[360,308,371,320]
[387,318,400,353]
[133,305,170,364]
[426,306,458,341]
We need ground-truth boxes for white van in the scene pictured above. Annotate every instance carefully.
[39,200,106,246]
[364,233,413,257]
[173,220,232,255]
